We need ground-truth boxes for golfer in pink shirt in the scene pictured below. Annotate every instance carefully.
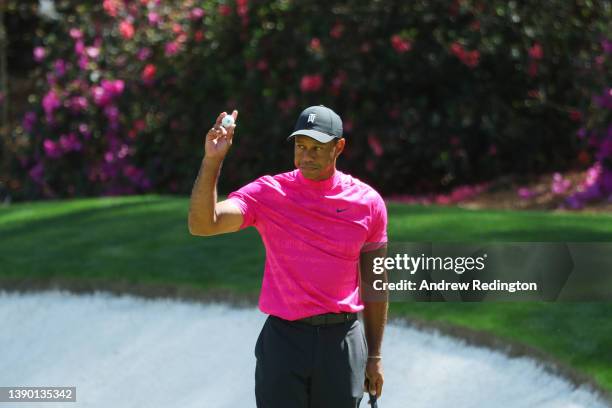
[189,105,388,408]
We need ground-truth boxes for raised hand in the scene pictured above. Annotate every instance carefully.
[204,110,238,161]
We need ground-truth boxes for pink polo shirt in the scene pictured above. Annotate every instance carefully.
[227,168,387,321]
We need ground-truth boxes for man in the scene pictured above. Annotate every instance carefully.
[188,105,388,408]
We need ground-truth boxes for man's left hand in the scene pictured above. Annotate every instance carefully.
[364,358,384,398]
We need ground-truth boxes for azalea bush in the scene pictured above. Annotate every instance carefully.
[6,0,612,199]
[514,34,612,209]
[563,36,612,208]
[11,0,223,197]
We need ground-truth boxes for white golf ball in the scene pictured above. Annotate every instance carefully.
[222,115,235,128]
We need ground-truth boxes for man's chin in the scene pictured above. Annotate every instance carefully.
[299,167,320,178]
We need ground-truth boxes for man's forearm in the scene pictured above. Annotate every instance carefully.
[360,247,389,357]
[362,297,388,356]
[188,157,223,233]
[360,247,388,397]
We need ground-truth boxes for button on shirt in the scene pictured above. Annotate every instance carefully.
[227,169,388,321]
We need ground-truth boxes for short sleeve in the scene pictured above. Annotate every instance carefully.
[227,177,267,230]
[363,192,388,252]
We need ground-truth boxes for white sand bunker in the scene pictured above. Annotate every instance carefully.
[0,291,608,408]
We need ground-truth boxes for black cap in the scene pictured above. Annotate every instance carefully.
[287,105,343,143]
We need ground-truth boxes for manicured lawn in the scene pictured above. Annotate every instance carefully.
[1,195,611,392]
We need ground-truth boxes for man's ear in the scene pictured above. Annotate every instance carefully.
[335,138,346,157]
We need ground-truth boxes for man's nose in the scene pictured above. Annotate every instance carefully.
[301,155,315,164]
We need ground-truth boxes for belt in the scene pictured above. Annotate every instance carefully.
[295,312,357,326]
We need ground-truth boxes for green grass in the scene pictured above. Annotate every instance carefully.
[1,195,611,393]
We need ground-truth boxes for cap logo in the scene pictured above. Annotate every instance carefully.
[307,113,317,124]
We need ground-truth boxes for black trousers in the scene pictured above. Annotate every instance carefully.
[255,314,367,408]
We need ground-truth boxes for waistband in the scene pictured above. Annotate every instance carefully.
[292,312,358,326]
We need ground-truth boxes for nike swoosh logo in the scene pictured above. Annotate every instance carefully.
[336,208,348,213]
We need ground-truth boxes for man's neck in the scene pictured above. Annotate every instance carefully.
[309,167,336,181]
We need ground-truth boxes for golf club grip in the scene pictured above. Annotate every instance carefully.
[369,392,378,408]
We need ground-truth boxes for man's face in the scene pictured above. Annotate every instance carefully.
[294,135,345,181]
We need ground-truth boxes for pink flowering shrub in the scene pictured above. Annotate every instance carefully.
[12,0,221,197]
[6,0,612,200]
[563,36,612,208]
